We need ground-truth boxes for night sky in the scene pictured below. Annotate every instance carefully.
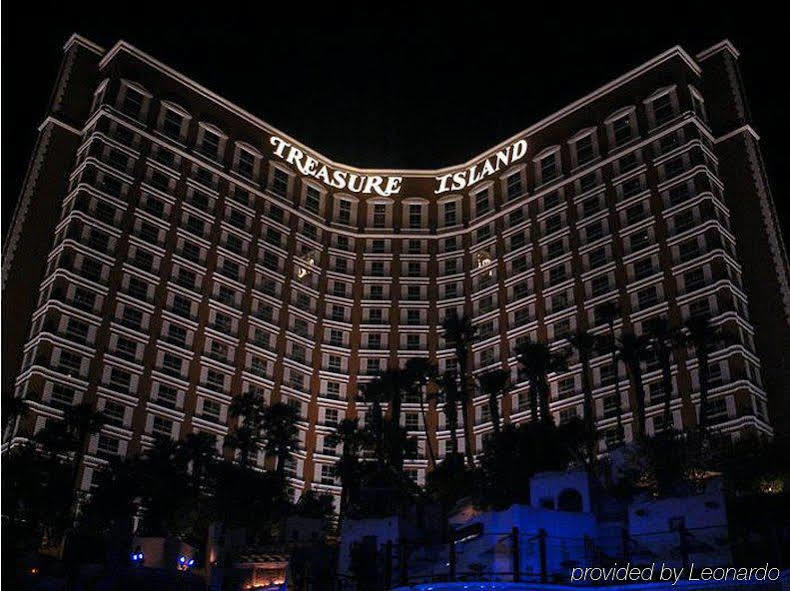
[3,5,788,240]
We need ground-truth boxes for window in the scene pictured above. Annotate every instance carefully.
[579,172,598,193]
[272,168,289,194]
[588,247,607,268]
[506,174,523,199]
[621,177,644,200]
[326,382,341,399]
[475,189,490,215]
[585,221,604,242]
[337,200,352,224]
[634,258,654,280]
[305,186,320,214]
[545,214,563,235]
[152,416,173,437]
[373,203,387,228]
[200,128,221,158]
[324,408,339,426]
[444,201,457,226]
[612,114,633,145]
[574,134,595,166]
[558,376,576,397]
[629,230,650,252]
[651,93,675,126]
[238,149,256,179]
[683,268,706,292]
[540,153,558,183]
[167,324,187,346]
[202,399,221,421]
[591,275,610,296]
[162,108,185,139]
[366,358,381,374]
[691,91,707,122]
[637,286,659,309]
[409,203,422,228]
[121,86,145,117]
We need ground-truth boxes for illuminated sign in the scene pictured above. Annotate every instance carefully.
[270,136,403,197]
[270,135,528,198]
[434,138,528,194]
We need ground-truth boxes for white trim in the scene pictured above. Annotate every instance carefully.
[696,40,740,61]
[97,40,701,176]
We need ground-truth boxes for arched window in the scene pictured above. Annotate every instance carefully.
[557,488,583,512]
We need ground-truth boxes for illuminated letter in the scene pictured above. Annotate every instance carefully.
[364,175,384,195]
[435,173,453,194]
[511,139,528,161]
[451,171,467,191]
[302,155,319,175]
[286,146,304,169]
[480,159,496,178]
[384,176,402,196]
[270,136,288,157]
[315,165,331,184]
[347,174,366,193]
[332,170,348,189]
[494,146,512,170]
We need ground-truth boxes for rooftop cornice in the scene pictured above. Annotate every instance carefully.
[86,34,703,177]
[63,33,105,55]
[696,39,741,62]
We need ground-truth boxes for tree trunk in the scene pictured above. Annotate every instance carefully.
[613,358,624,445]
[538,380,553,425]
[488,394,501,436]
[580,352,596,464]
[697,352,710,433]
[447,407,459,458]
[460,400,475,468]
[459,360,475,468]
[419,395,436,469]
[529,378,540,424]
[660,349,674,430]
[626,361,647,442]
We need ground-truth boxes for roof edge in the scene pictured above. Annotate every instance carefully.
[63,33,105,55]
[96,38,701,176]
[696,39,740,62]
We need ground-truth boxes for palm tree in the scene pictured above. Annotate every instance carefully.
[515,339,567,425]
[441,311,478,467]
[619,332,651,442]
[3,394,27,442]
[403,358,438,469]
[378,367,410,429]
[477,369,510,436]
[180,431,218,489]
[34,403,106,517]
[227,388,265,468]
[685,316,734,433]
[439,371,461,459]
[326,418,370,514]
[568,330,599,462]
[645,317,680,430]
[358,381,386,465]
[262,402,300,477]
[598,302,628,445]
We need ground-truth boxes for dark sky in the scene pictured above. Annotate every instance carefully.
[3,5,789,240]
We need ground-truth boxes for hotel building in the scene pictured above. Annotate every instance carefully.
[3,36,788,508]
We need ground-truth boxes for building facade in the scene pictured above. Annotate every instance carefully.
[3,36,788,509]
